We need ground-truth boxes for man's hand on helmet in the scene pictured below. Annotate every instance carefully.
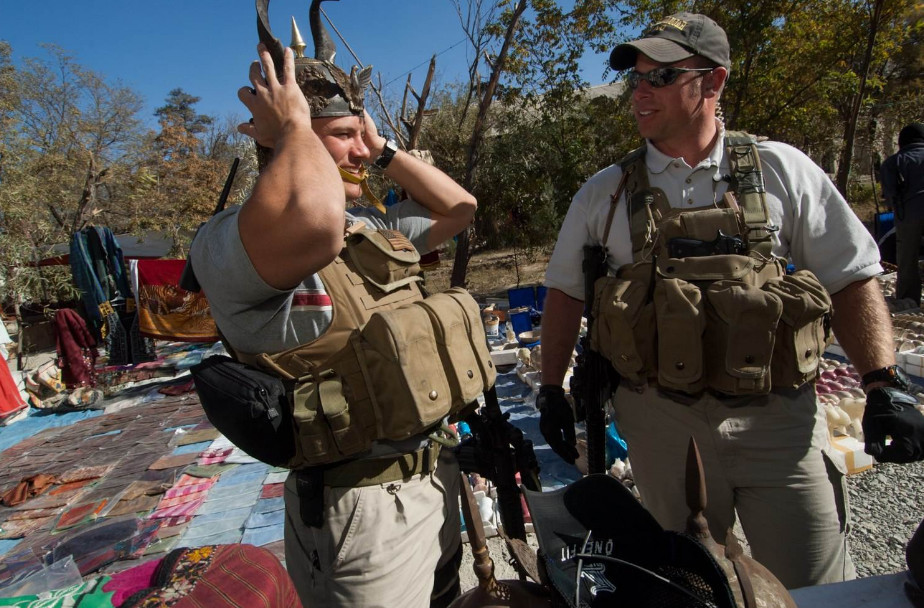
[536,385,579,464]
[362,110,386,159]
[237,44,312,149]
[863,387,924,463]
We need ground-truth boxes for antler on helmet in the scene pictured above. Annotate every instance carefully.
[253,0,371,118]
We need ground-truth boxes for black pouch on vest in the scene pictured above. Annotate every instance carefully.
[190,355,296,467]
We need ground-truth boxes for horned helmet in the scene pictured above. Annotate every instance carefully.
[257,0,371,116]
[253,0,372,171]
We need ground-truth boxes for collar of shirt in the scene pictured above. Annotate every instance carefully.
[643,121,727,184]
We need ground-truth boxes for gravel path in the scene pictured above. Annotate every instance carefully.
[848,460,924,577]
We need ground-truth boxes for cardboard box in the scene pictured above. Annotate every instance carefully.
[829,433,874,475]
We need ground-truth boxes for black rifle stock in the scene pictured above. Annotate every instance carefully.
[570,244,616,475]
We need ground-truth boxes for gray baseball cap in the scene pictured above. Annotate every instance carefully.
[609,12,730,70]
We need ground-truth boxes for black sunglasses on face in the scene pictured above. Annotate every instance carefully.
[625,67,714,90]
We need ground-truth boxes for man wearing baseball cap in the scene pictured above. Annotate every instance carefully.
[538,11,924,589]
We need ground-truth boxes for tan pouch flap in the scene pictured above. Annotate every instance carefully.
[763,273,831,329]
[418,292,488,408]
[347,229,422,292]
[317,377,368,456]
[591,271,656,383]
[659,207,743,243]
[444,288,497,390]
[706,282,782,379]
[360,305,453,439]
[655,278,705,391]
[763,271,831,376]
[290,381,336,464]
[658,255,755,282]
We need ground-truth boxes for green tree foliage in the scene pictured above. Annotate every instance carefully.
[420,0,636,264]
[608,0,920,193]
[0,46,246,303]
[134,90,247,256]
[0,44,146,302]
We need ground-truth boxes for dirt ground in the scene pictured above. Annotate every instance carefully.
[422,247,552,298]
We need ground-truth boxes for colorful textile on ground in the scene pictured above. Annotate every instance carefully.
[0,474,56,507]
[135,260,219,343]
[54,308,98,388]
[47,517,162,576]
[102,558,163,606]
[121,544,302,608]
[0,357,26,421]
[0,575,113,607]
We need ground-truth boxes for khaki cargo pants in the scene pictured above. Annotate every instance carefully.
[612,383,856,589]
[284,449,462,608]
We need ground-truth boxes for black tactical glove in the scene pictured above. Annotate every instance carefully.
[536,385,579,464]
[863,387,924,463]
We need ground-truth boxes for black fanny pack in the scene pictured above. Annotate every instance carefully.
[190,355,296,467]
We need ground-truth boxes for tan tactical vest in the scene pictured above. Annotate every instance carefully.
[235,226,496,468]
[591,132,833,396]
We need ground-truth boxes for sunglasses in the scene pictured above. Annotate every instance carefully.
[625,67,714,90]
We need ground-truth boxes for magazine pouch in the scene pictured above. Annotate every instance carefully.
[654,278,706,394]
[347,302,454,440]
[418,288,496,415]
[763,270,832,389]
[346,229,422,292]
[591,263,657,385]
[703,281,783,395]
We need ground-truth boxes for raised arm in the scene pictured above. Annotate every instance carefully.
[236,44,346,290]
[363,113,477,250]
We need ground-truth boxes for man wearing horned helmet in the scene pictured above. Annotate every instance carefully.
[189,2,476,606]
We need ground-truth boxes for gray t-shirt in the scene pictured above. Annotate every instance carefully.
[191,198,432,355]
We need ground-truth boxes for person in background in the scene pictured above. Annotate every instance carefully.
[881,122,924,306]
[537,12,924,589]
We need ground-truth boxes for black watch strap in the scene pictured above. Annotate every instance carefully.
[862,364,912,391]
[374,139,398,170]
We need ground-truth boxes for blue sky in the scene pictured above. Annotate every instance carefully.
[1,1,616,129]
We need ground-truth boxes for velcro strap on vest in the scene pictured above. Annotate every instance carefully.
[323,442,442,487]
[725,132,773,258]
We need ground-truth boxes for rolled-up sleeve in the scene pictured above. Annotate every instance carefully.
[762,142,882,294]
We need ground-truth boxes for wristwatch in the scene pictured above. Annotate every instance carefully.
[861,364,912,391]
[374,138,398,170]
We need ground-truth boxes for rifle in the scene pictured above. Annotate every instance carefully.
[458,385,541,542]
[570,244,618,475]
[179,157,240,293]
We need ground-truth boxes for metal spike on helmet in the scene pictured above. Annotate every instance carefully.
[255,0,372,117]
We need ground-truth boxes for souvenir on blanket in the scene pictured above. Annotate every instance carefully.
[45,516,162,576]
[119,544,301,608]
[53,499,109,532]
[0,474,57,507]
[0,575,113,607]
[261,483,285,499]
[0,515,56,540]
[135,259,219,342]
[57,464,114,485]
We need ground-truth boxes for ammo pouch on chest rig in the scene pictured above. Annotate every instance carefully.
[590,133,833,397]
[193,228,496,469]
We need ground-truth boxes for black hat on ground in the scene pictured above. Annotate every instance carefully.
[609,12,730,71]
[523,474,737,608]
